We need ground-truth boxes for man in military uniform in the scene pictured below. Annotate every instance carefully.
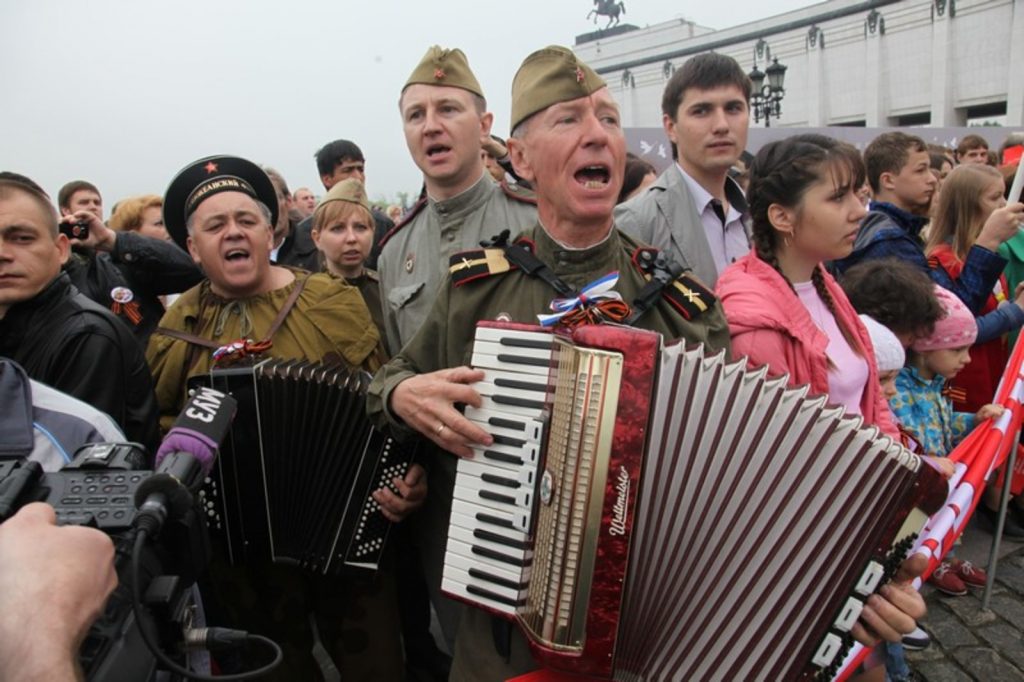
[378,45,538,354]
[379,46,541,664]
[368,46,927,681]
[147,155,425,680]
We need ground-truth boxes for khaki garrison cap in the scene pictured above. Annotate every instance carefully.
[403,46,484,98]
[314,178,371,216]
[510,45,606,130]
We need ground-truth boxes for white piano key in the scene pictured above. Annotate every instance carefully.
[456,471,533,509]
[444,549,526,586]
[448,507,531,547]
[462,445,540,471]
[474,326,554,348]
[443,563,527,604]
[464,406,545,443]
[451,498,530,534]
[472,350,552,377]
[445,536,530,575]
[442,576,519,615]
[448,525,531,565]
[478,369,551,396]
[479,394,546,419]
[459,458,536,486]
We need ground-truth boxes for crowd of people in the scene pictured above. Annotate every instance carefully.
[1,41,1023,682]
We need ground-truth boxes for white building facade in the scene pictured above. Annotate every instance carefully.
[574,0,1024,129]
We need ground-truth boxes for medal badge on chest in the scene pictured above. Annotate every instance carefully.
[110,286,143,325]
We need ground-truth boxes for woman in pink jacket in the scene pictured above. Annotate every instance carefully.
[716,133,899,439]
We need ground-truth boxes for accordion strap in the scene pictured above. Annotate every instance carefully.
[482,229,575,298]
[156,274,309,350]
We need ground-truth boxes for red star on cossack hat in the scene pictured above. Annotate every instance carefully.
[575,67,585,83]
[434,68,445,80]
[204,161,218,174]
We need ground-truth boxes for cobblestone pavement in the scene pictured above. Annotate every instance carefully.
[906,515,1024,681]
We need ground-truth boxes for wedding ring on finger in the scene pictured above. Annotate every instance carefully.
[435,422,446,436]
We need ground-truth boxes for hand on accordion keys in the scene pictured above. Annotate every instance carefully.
[850,552,928,648]
[390,366,494,458]
[372,463,427,522]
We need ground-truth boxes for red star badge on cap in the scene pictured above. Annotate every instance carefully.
[434,68,445,80]
[575,67,585,83]
[204,161,218,174]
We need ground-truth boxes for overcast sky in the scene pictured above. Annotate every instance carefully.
[1,0,816,211]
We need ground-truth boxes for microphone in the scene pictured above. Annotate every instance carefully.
[134,387,236,534]
[154,386,237,476]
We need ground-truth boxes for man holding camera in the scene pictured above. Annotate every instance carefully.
[0,173,159,452]
[57,180,203,345]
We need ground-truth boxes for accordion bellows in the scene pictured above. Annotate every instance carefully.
[191,359,415,574]
[442,322,944,681]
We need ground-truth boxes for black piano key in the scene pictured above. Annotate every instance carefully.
[476,511,516,529]
[471,544,531,568]
[492,434,526,447]
[474,528,530,550]
[496,353,550,368]
[498,337,553,350]
[466,584,526,608]
[488,416,526,431]
[468,567,529,591]
[482,472,520,489]
[479,489,517,506]
[493,377,548,393]
[492,395,545,410]
[482,450,524,466]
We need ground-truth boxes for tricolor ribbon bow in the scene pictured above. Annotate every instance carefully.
[538,271,630,328]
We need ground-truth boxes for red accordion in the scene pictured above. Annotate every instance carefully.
[442,322,945,680]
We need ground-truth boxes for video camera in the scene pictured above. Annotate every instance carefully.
[0,442,206,680]
[0,387,281,681]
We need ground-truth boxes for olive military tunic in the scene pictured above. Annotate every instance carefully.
[377,174,538,353]
[367,223,730,681]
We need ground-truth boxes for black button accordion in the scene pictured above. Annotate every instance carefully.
[442,322,946,680]
[189,358,416,574]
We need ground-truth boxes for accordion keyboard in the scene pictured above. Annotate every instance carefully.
[442,327,554,614]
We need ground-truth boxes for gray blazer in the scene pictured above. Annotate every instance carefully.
[615,164,746,287]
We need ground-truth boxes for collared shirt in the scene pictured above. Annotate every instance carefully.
[677,163,750,276]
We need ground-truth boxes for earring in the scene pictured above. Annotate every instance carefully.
[783,234,792,248]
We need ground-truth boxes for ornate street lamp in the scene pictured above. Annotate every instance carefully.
[748,57,788,127]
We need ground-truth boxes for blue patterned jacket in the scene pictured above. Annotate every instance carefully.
[890,365,975,458]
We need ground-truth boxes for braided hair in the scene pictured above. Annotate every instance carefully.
[748,134,866,355]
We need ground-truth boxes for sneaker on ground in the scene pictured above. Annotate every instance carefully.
[901,624,931,651]
[928,561,967,596]
[952,559,988,588]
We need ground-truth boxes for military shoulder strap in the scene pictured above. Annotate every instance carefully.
[627,247,716,324]
[448,247,516,286]
[499,180,538,205]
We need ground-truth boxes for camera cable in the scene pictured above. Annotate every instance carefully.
[130,526,283,680]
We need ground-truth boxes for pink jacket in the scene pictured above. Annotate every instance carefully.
[715,251,898,439]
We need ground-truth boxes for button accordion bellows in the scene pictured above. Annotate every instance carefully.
[442,321,945,680]
[189,359,416,574]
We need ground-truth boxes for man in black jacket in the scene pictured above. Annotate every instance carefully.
[0,173,159,453]
[58,180,202,344]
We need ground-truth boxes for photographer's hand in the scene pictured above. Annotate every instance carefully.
[63,209,117,251]
[0,503,117,681]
